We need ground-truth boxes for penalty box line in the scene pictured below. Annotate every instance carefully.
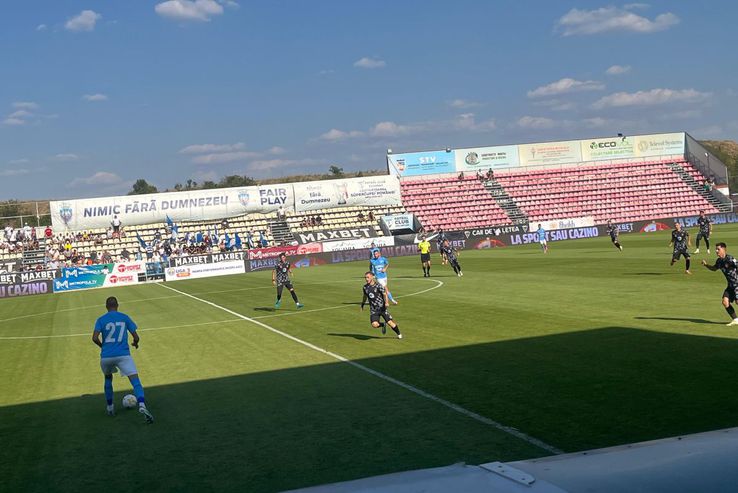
[158,283,563,456]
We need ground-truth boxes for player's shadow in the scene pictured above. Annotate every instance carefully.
[635,316,722,325]
[327,333,384,340]
[253,307,276,312]
[626,272,666,276]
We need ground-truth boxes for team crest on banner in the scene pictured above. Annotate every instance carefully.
[464,231,471,239]
[238,190,250,207]
[59,203,73,225]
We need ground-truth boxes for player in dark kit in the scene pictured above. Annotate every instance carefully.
[669,222,692,275]
[606,220,623,251]
[440,239,463,277]
[361,271,402,339]
[273,253,304,309]
[694,211,712,254]
[702,242,738,326]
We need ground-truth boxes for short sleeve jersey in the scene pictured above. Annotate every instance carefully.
[537,228,546,242]
[275,260,291,285]
[607,224,619,239]
[94,311,138,358]
[716,255,738,287]
[363,282,387,313]
[672,230,689,251]
[418,240,431,254]
[370,256,389,279]
[698,216,711,235]
[440,244,457,262]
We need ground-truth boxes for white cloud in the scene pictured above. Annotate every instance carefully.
[369,121,415,137]
[155,0,225,22]
[69,171,122,187]
[247,158,326,173]
[606,65,632,75]
[8,158,30,165]
[354,57,386,69]
[65,10,102,32]
[533,99,577,111]
[528,78,605,98]
[624,3,650,10]
[192,151,260,164]
[36,24,47,31]
[179,142,246,154]
[556,6,679,36]
[592,88,711,109]
[0,169,31,177]
[267,146,287,155]
[83,93,108,102]
[516,116,560,129]
[453,113,496,132]
[319,128,365,141]
[8,110,32,119]
[2,118,26,126]
[13,102,38,110]
[54,153,80,161]
[449,99,483,109]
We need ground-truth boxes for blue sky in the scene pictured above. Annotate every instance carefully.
[1,1,736,200]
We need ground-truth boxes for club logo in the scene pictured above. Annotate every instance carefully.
[465,152,480,165]
[464,231,471,239]
[238,190,250,207]
[59,203,73,225]
[638,141,649,152]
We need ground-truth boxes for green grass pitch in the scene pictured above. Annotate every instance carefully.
[3,226,738,492]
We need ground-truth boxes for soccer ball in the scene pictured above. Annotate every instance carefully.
[122,394,138,409]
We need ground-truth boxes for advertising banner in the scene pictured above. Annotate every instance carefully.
[293,176,401,213]
[518,140,582,167]
[294,227,378,244]
[50,184,294,231]
[165,252,246,281]
[382,213,415,232]
[634,132,685,158]
[580,136,635,161]
[0,270,56,299]
[322,236,395,253]
[455,145,520,172]
[530,217,595,232]
[54,264,115,292]
[388,151,456,177]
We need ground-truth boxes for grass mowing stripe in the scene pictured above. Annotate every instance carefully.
[158,282,564,455]
[252,278,444,319]
[0,319,243,340]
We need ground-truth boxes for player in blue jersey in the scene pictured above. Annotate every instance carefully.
[368,242,380,271]
[92,297,154,423]
[370,249,398,305]
[537,224,548,254]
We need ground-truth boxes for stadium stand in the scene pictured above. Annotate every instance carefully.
[287,204,407,236]
[400,176,513,230]
[495,160,721,223]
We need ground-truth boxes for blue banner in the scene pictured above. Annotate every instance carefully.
[389,150,456,177]
[53,264,114,292]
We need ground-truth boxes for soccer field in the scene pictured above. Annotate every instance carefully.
[4,226,738,492]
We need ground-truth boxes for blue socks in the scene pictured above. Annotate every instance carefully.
[104,377,114,406]
[129,376,145,405]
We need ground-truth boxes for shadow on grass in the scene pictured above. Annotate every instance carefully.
[327,332,384,340]
[635,316,723,325]
[625,272,667,276]
[4,327,738,492]
[253,307,276,312]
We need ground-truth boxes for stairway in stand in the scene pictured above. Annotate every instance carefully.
[268,218,294,245]
[22,248,46,269]
[666,162,732,213]
[482,178,529,225]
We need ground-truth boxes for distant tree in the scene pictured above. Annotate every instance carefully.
[128,179,158,195]
[174,183,183,191]
[328,165,345,178]
[201,181,218,189]
[356,170,364,177]
[218,175,257,188]
[0,200,22,226]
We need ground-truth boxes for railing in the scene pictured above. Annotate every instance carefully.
[684,132,732,210]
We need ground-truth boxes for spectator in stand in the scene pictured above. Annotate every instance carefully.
[260,231,268,248]
[476,170,483,181]
[368,211,375,222]
[44,225,52,239]
[316,215,322,226]
[358,211,365,222]
[458,171,464,181]
[277,205,286,220]
[486,168,494,181]
[121,247,131,261]
[221,219,229,230]
[111,215,122,238]
[705,177,716,192]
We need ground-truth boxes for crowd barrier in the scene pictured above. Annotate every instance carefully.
[6,211,738,300]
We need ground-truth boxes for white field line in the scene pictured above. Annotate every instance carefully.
[0,277,368,326]
[252,279,443,319]
[0,279,439,339]
[0,319,242,340]
[158,282,564,455]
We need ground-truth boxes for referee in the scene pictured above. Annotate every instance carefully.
[418,235,432,277]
